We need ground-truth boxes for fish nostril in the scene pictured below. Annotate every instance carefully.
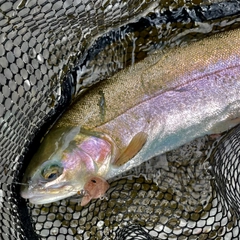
[91,179,96,183]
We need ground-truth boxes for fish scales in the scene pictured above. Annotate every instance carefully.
[56,29,240,130]
[21,29,240,205]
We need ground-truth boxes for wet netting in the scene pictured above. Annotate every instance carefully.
[1,0,240,239]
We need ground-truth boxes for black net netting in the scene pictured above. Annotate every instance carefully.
[210,125,240,222]
[1,0,240,239]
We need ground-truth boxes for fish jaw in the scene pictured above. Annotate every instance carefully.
[21,127,113,205]
[20,180,77,204]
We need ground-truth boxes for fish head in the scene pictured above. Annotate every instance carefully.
[21,126,112,205]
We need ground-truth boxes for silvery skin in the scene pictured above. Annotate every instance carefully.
[21,29,240,205]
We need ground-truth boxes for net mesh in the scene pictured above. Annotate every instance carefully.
[210,126,240,221]
[1,0,240,239]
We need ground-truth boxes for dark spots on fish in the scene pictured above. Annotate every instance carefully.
[91,179,97,183]
[174,87,188,92]
[98,90,106,122]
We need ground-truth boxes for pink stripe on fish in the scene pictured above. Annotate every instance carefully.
[77,136,112,165]
[62,148,96,172]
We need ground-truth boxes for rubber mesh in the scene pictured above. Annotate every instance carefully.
[1,0,240,239]
[210,125,240,221]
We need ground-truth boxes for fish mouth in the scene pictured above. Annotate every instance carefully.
[21,184,77,204]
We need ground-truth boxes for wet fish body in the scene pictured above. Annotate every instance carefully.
[21,29,240,205]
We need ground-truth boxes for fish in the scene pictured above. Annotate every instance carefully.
[21,29,240,206]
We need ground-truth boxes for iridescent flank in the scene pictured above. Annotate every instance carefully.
[21,29,240,206]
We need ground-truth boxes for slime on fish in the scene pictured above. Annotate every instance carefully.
[21,29,240,206]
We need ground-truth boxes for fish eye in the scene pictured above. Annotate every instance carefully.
[41,164,63,181]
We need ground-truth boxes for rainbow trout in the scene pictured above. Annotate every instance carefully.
[21,29,240,206]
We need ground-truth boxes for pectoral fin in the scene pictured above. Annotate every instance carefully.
[81,176,110,206]
[113,132,148,167]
